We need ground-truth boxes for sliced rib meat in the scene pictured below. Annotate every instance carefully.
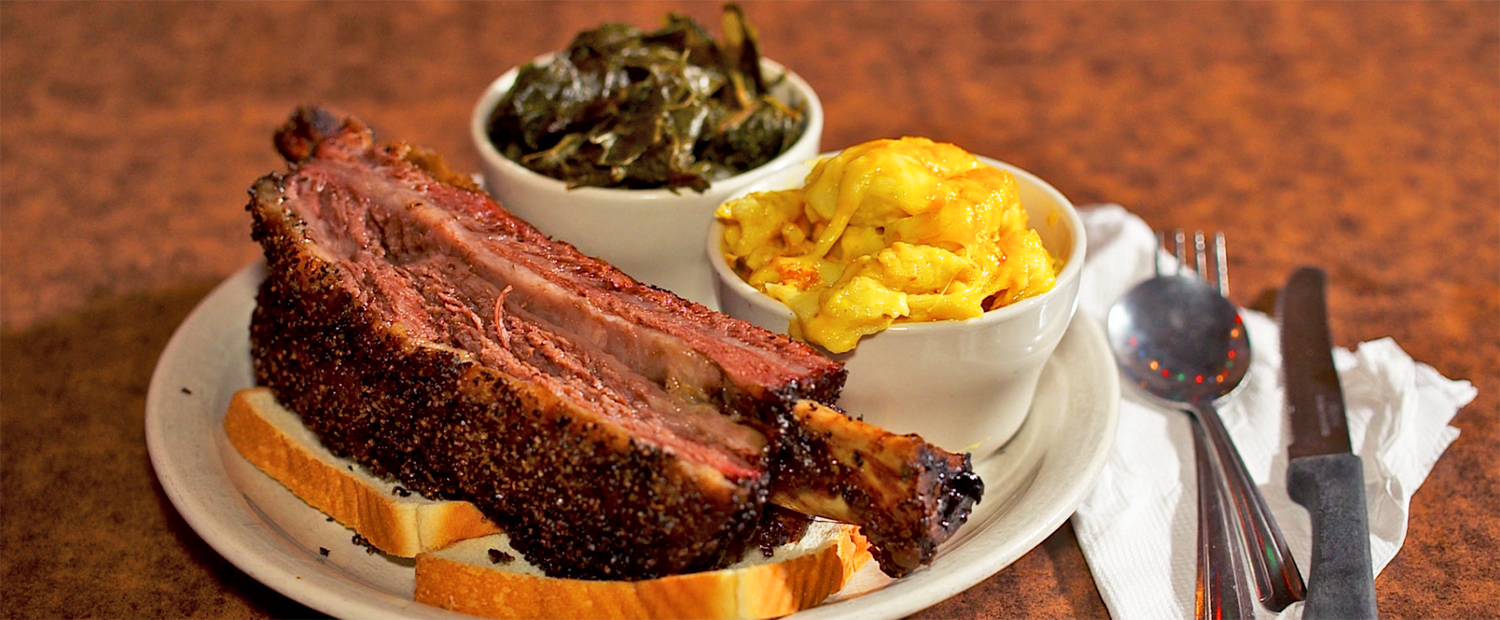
[246,107,981,579]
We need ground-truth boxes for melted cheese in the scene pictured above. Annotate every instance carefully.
[716,137,1058,353]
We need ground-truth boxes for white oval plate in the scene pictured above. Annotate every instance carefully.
[146,260,1119,620]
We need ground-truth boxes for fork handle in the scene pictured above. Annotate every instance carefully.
[1191,415,1254,620]
[1196,402,1307,610]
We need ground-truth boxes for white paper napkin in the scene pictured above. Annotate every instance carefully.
[1069,204,1478,620]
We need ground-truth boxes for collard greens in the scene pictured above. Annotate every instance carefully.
[486,4,806,192]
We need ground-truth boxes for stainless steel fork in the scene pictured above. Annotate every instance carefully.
[1163,230,1307,612]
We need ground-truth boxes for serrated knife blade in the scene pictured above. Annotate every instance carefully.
[1282,268,1352,461]
[1278,266,1378,619]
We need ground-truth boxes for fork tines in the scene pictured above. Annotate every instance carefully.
[1156,229,1230,297]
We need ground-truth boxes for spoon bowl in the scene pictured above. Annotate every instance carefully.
[1107,275,1250,406]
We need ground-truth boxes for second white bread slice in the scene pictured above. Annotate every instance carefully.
[415,520,868,620]
[222,387,501,557]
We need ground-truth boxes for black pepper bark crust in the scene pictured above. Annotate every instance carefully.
[249,176,769,579]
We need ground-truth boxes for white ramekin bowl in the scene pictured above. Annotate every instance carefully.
[472,56,823,308]
[708,154,1085,457]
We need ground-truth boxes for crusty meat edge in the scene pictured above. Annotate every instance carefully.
[248,172,768,580]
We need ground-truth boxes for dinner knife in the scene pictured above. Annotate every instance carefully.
[1278,266,1378,619]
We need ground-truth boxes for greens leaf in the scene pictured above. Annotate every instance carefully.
[486,3,805,192]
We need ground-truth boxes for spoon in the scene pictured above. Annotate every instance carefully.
[1106,231,1305,613]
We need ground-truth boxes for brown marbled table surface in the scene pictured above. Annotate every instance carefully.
[3,2,1495,618]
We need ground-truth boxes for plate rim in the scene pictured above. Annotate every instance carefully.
[145,260,1119,620]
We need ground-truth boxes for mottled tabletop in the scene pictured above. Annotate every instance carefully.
[2,2,1495,618]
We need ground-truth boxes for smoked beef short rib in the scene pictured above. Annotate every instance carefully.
[246,107,982,580]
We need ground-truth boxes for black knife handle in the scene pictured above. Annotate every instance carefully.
[1287,453,1379,620]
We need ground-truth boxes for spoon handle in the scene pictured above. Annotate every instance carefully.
[1191,415,1254,620]
[1197,402,1307,610]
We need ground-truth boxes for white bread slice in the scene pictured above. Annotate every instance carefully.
[224,386,872,619]
[222,387,501,557]
[414,522,869,620]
